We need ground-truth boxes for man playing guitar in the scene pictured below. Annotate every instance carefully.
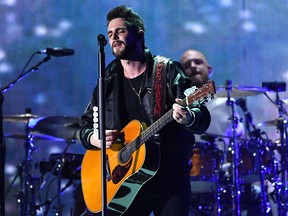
[80,5,212,216]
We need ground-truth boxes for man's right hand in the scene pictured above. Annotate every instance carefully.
[89,129,118,149]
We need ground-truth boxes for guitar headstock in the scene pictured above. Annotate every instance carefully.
[181,80,216,107]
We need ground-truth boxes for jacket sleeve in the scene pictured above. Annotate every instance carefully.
[80,86,99,150]
[80,59,121,150]
[186,106,211,135]
[79,58,120,150]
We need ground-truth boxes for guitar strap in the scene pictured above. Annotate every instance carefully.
[151,55,170,122]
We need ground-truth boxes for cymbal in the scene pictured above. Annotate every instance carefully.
[30,116,82,141]
[3,113,39,122]
[258,117,287,127]
[216,85,266,98]
[5,132,65,141]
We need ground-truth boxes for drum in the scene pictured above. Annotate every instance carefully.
[227,140,274,183]
[190,142,223,193]
[39,153,83,180]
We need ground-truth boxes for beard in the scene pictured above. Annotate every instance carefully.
[112,40,137,59]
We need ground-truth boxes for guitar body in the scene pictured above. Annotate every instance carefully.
[81,120,160,215]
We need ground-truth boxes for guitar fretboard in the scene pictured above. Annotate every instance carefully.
[122,81,216,155]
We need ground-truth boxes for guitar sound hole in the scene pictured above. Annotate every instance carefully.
[119,145,131,164]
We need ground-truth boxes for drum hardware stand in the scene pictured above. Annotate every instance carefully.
[13,108,40,216]
[41,179,74,216]
[5,162,22,196]
[5,141,40,216]
[262,82,288,182]
[215,138,228,216]
[274,118,288,215]
[259,143,272,216]
[271,156,285,216]
[275,97,288,186]
[262,81,288,215]
[40,139,74,216]
[251,131,271,215]
[237,97,272,215]
[215,175,224,216]
[225,80,241,216]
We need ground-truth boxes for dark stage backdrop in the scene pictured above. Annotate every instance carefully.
[1,0,288,215]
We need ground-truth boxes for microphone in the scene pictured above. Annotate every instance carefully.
[37,47,74,57]
[97,34,107,46]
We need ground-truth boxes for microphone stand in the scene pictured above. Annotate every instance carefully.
[225,80,241,216]
[0,53,51,216]
[97,34,108,216]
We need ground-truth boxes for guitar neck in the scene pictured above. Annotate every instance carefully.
[128,81,215,153]
[141,109,173,143]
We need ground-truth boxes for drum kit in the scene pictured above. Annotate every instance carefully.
[189,81,288,216]
[3,109,83,216]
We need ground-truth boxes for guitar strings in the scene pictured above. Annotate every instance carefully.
[104,111,172,168]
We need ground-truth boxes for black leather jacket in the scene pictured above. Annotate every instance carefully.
[80,48,210,167]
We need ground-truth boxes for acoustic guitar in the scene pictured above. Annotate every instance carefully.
[81,80,216,215]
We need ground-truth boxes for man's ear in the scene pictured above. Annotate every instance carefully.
[208,66,213,77]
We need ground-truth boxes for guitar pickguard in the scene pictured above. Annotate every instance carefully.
[112,158,133,184]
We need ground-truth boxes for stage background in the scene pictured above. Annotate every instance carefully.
[1,0,288,215]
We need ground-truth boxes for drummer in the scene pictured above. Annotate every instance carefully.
[179,49,257,215]
[180,49,245,150]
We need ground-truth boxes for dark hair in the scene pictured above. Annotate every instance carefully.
[107,5,145,35]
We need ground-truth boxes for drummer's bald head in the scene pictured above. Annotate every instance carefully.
[180,49,213,76]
